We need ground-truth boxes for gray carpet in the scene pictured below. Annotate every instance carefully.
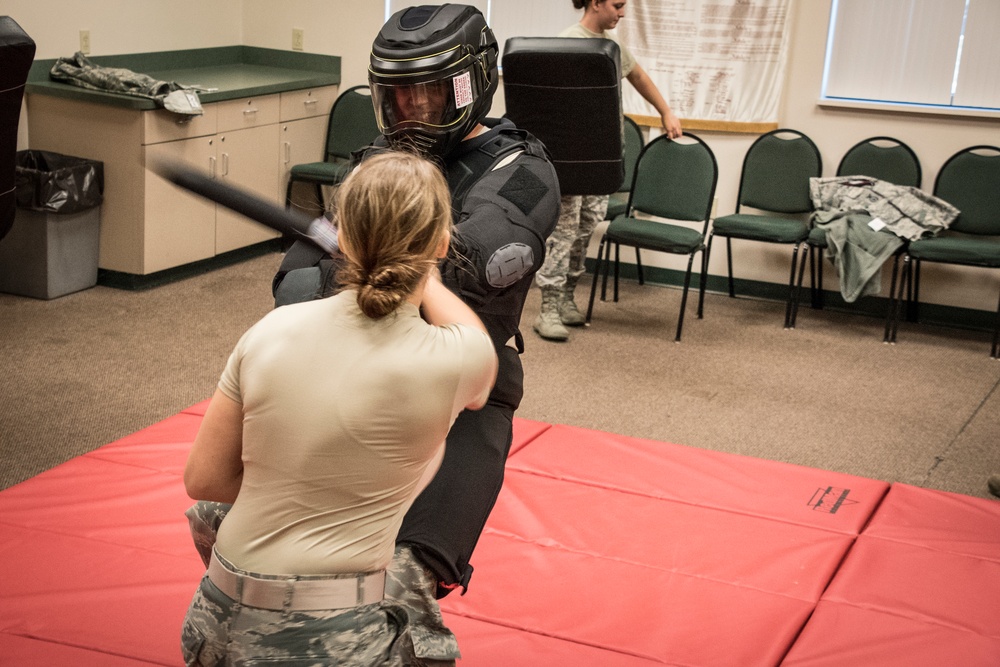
[2,250,998,499]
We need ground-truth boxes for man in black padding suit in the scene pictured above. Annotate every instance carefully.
[187,5,559,665]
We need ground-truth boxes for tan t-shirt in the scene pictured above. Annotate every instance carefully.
[559,22,636,78]
[214,290,495,575]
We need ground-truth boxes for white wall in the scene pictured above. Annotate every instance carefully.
[4,0,243,59]
[6,0,998,311]
[241,0,383,91]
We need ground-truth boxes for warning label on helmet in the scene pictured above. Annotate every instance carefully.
[453,71,473,109]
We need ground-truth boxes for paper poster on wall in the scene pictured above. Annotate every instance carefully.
[617,0,791,125]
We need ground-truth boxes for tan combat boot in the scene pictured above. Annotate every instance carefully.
[559,275,586,326]
[533,287,570,341]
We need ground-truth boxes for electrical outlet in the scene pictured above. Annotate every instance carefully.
[292,28,304,52]
[79,29,91,55]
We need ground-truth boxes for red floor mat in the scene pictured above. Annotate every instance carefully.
[783,484,1000,666]
[1,633,162,667]
[440,426,889,665]
[443,614,663,666]
[507,424,889,534]
[0,525,201,664]
[2,407,994,665]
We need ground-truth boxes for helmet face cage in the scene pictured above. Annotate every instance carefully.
[369,5,498,157]
[370,58,484,153]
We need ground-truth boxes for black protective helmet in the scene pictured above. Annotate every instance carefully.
[369,4,499,157]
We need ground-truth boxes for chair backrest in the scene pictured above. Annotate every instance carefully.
[933,145,1000,236]
[628,132,718,226]
[837,136,921,187]
[736,128,821,214]
[618,115,645,194]
[325,85,380,162]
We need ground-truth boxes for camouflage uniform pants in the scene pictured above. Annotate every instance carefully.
[184,502,460,665]
[535,194,609,290]
[181,561,416,666]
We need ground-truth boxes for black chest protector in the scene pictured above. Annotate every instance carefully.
[275,121,556,318]
[437,121,558,344]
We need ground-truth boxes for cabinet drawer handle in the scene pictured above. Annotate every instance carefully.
[209,156,216,178]
[284,142,291,164]
[303,99,318,106]
[243,108,259,115]
[222,153,229,176]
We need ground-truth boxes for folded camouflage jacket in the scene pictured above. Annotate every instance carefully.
[809,176,959,303]
[50,52,202,115]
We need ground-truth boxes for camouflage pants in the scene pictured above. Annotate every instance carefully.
[535,194,609,289]
[184,502,460,665]
[181,566,416,666]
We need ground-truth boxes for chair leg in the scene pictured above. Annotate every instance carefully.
[636,248,645,285]
[284,179,295,210]
[725,237,735,298]
[586,237,606,324]
[784,244,801,329]
[808,245,826,310]
[790,243,808,328]
[909,259,921,323]
[904,258,914,321]
[817,248,825,309]
[314,184,325,212]
[883,254,901,343]
[675,254,696,342]
[696,247,708,319]
[796,244,809,319]
[600,239,612,301]
[992,286,1000,359]
[890,255,911,344]
[799,245,816,308]
[614,243,622,303]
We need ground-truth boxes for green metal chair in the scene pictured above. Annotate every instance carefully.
[803,136,922,311]
[284,85,380,212]
[704,128,822,329]
[604,115,645,222]
[586,132,718,342]
[886,145,1000,357]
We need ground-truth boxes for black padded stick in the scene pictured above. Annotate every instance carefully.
[151,158,339,254]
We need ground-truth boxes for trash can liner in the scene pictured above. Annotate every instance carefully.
[15,149,104,214]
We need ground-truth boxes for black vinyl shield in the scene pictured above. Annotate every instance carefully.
[502,37,624,195]
[0,17,36,241]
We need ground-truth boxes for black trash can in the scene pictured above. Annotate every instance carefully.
[0,150,104,299]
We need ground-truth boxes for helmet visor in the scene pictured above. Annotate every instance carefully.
[370,67,476,137]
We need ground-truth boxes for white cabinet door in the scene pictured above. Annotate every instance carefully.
[143,137,218,273]
[280,115,329,213]
[215,124,282,254]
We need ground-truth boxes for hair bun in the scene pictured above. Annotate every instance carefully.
[367,266,398,290]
